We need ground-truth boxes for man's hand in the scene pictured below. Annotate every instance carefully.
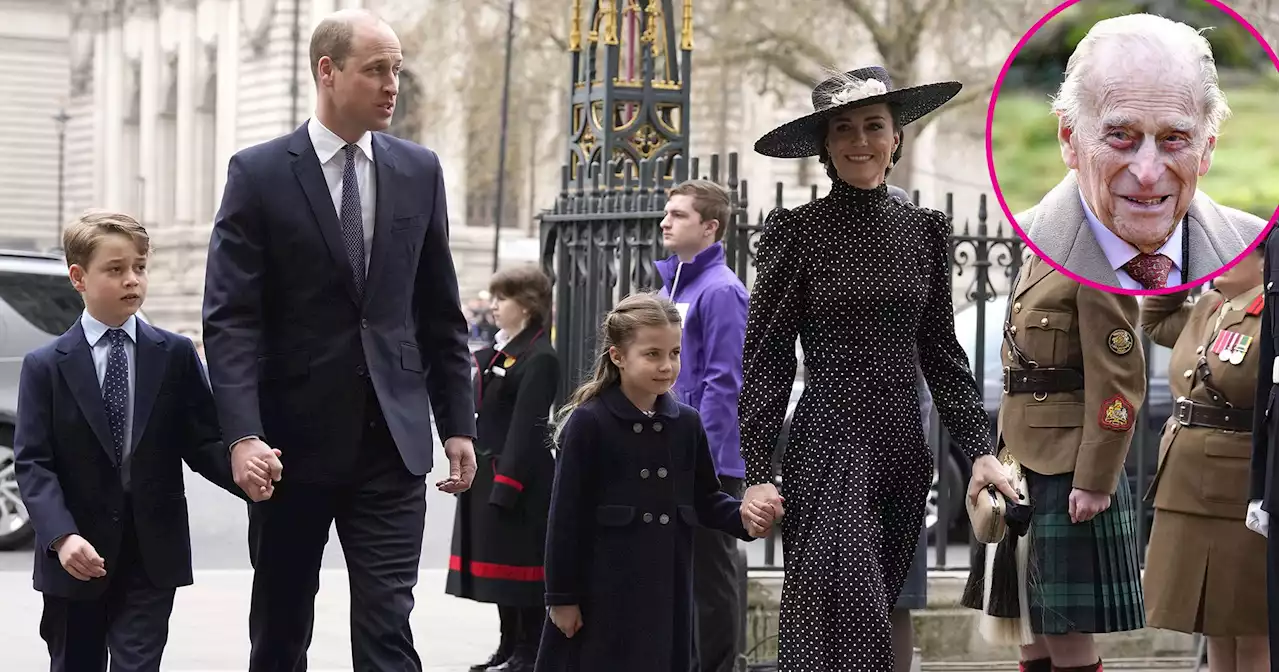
[231,438,283,501]
[54,534,106,581]
[438,436,476,494]
[741,483,785,538]
[549,604,583,638]
[1068,487,1112,524]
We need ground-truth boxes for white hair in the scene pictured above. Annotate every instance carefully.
[1051,13,1232,137]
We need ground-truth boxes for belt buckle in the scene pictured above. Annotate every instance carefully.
[1003,366,1011,393]
[1175,397,1192,426]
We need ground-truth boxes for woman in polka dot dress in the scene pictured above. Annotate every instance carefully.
[738,66,1019,671]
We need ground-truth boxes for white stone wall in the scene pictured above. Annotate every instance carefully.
[0,0,71,249]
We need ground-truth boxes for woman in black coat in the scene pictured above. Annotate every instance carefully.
[447,264,560,672]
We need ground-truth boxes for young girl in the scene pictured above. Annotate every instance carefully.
[533,292,772,672]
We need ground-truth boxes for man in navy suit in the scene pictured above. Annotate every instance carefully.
[15,211,269,671]
[201,8,478,671]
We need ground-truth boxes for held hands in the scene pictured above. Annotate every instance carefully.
[550,605,583,638]
[1068,488,1111,524]
[54,534,106,581]
[231,438,283,502]
[438,437,477,494]
[741,483,786,538]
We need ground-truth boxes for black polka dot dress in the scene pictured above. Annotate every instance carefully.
[738,179,993,670]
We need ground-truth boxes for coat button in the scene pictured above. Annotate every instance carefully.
[657,467,668,478]
[356,364,367,376]
[1013,302,1022,312]
[659,513,670,525]
[640,468,650,479]
[1196,346,1204,354]
[653,422,663,432]
[633,423,643,433]
[1010,325,1017,334]
[1040,317,1049,326]
[1184,369,1193,378]
[360,318,369,329]
[642,512,654,523]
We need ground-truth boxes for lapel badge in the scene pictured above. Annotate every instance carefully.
[1107,328,1134,355]
[1098,394,1135,432]
[492,366,507,378]
[503,355,517,368]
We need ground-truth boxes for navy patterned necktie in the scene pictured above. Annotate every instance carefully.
[340,144,367,298]
[102,328,129,464]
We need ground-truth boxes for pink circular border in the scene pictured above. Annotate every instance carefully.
[986,0,1280,296]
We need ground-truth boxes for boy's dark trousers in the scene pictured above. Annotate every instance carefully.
[692,475,746,672]
[38,498,176,672]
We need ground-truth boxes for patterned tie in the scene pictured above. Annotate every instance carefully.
[340,144,367,298]
[1122,253,1174,290]
[102,329,129,465]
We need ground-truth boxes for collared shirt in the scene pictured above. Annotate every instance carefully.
[82,311,137,488]
[1080,190,1184,290]
[308,116,376,272]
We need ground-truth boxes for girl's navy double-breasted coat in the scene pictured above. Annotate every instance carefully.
[534,385,753,672]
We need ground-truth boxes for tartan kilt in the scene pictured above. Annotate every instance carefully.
[962,468,1145,635]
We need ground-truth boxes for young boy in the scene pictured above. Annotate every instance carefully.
[14,210,277,671]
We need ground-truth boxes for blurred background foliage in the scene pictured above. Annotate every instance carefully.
[992,0,1278,219]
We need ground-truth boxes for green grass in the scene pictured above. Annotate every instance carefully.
[990,81,1279,221]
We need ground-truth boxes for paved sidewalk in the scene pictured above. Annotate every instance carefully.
[0,568,500,671]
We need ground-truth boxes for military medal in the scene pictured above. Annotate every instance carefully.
[1229,334,1253,365]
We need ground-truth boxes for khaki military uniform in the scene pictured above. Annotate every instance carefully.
[961,255,1148,635]
[1141,284,1268,636]
[998,256,1148,492]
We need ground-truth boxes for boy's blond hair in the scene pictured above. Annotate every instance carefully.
[62,210,151,269]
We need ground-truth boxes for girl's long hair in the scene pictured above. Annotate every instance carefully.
[551,291,682,445]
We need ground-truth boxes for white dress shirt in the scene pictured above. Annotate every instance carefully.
[1080,190,1183,289]
[82,311,137,489]
[308,116,376,272]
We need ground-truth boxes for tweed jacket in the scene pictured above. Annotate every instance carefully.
[1017,172,1266,289]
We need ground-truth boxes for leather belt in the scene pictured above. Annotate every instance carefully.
[1175,397,1252,432]
[1003,367,1084,394]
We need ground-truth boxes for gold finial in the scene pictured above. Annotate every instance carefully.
[641,0,659,44]
[603,0,619,45]
[569,0,582,52]
[680,0,693,51]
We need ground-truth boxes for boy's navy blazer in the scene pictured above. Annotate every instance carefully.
[14,317,244,599]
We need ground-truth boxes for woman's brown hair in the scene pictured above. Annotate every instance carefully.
[550,291,682,445]
[489,264,553,328]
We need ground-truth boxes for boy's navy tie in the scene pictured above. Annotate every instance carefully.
[340,144,367,298]
[102,328,129,465]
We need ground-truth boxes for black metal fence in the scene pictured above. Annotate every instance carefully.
[538,151,1163,575]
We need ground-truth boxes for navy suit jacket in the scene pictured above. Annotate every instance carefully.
[202,122,476,483]
[13,319,243,599]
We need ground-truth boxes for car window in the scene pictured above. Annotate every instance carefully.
[0,271,84,336]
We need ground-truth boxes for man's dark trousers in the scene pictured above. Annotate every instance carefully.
[39,499,176,672]
[245,381,427,672]
[693,475,746,672]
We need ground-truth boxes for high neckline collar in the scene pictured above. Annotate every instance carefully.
[829,178,889,206]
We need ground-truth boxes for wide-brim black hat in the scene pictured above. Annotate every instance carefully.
[754,66,962,159]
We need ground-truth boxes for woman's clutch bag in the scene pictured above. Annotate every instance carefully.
[968,483,1009,544]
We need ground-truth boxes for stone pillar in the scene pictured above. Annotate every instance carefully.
[214,0,241,202]
[173,4,197,229]
[136,8,161,228]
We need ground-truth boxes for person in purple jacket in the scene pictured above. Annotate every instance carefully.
[656,179,750,672]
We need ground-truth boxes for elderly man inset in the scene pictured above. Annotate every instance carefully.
[1017,13,1267,291]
